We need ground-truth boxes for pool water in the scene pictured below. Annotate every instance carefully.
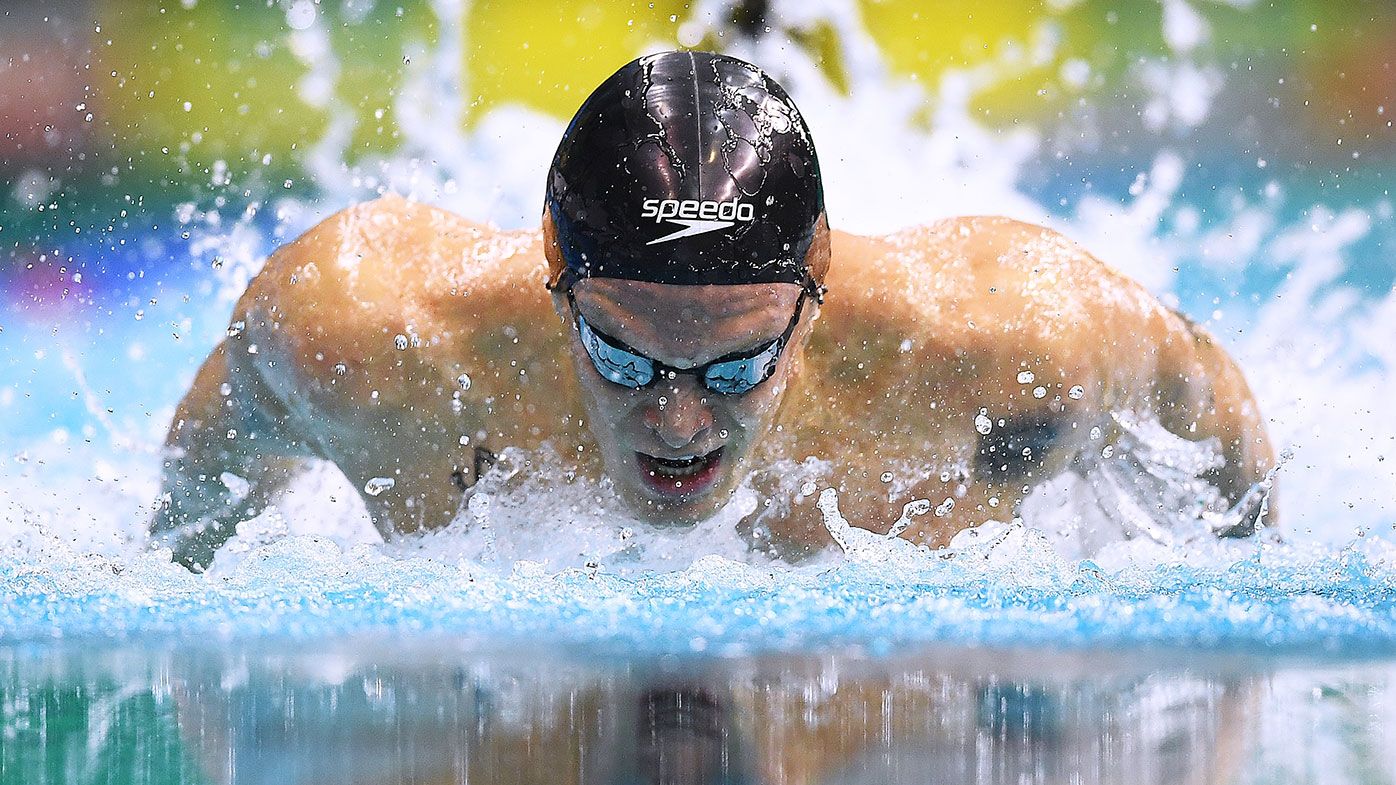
[8,640,1396,785]
[2,0,1394,782]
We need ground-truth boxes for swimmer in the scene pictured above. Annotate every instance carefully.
[152,51,1275,570]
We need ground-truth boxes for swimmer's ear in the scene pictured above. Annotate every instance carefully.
[542,208,567,289]
[805,212,831,288]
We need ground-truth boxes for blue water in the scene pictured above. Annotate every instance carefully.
[1,526,1393,657]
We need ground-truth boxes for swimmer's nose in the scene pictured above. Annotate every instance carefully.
[643,382,714,449]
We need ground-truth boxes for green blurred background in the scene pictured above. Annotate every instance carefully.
[2,0,1389,254]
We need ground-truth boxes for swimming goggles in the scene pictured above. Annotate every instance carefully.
[566,286,815,395]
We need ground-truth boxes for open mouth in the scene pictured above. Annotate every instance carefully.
[635,448,724,498]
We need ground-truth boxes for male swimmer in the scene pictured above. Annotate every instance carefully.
[152,51,1275,569]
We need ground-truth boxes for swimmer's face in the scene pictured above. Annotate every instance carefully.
[556,279,813,524]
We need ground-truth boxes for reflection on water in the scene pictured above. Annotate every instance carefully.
[6,641,1391,785]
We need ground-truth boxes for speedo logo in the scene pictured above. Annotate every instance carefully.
[641,198,755,245]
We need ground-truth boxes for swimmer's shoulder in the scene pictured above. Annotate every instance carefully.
[823,215,1172,367]
[258,194,546,300]
[880,215,1103,274]
[234,195,554,387]
[831,215,1140,309]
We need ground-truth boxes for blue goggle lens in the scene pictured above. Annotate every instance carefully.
[571,289,807,396]
[703,342,782,395]
[577,315,655,388]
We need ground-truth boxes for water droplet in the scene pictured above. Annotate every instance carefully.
[1101,445,1115,459]
[225,429,237,439]
[1068,385,1085,400]
[334,362,347,376]
[459,435,470,446]
[934,497,955,516]
[394,334,409,350]
[218,382,232,397]
[718,429,729,439]
[1032,386,1046,398]
[1089,426,1103,440]
[363,477,395,496]
[880,471,893,483]
[1016,370,1035,384]
[988,496,1000,508]
[974,411,993,435]
[456,373,471,390]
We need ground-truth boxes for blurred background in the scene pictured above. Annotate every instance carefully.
[3,0,1390,312]
[0,0,1393,531]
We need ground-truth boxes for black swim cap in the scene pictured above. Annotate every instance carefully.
[545,51,825,291]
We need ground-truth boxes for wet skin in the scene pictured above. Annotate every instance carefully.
[152,194,1275,569]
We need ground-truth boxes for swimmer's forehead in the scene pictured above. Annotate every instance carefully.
[573,279,803,366]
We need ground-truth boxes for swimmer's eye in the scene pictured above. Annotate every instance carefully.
[703,341,782,395]
[568,289,808,395]
[576,314,655,389]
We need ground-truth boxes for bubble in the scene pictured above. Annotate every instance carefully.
[226,320,244,338]
[394,334,409,350]
[880,471,893,483]
[1090,426,1103,440]
[219,382,232,397]
[799,481,817,496]
[1016,371,1035,384]
[974,411,993,435]
[285,0,316,30]
[1033,386,1047,399]
[1101,445,1115,459]
[334,362,347,376]
[718,429,729,439]
[934,497,955,516]
[457,373,472,390]
[1068,385,1085,400]
[363,477,395,496]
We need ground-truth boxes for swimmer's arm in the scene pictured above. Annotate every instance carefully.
[151,341,314,570]
[1153,316,1277,533]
